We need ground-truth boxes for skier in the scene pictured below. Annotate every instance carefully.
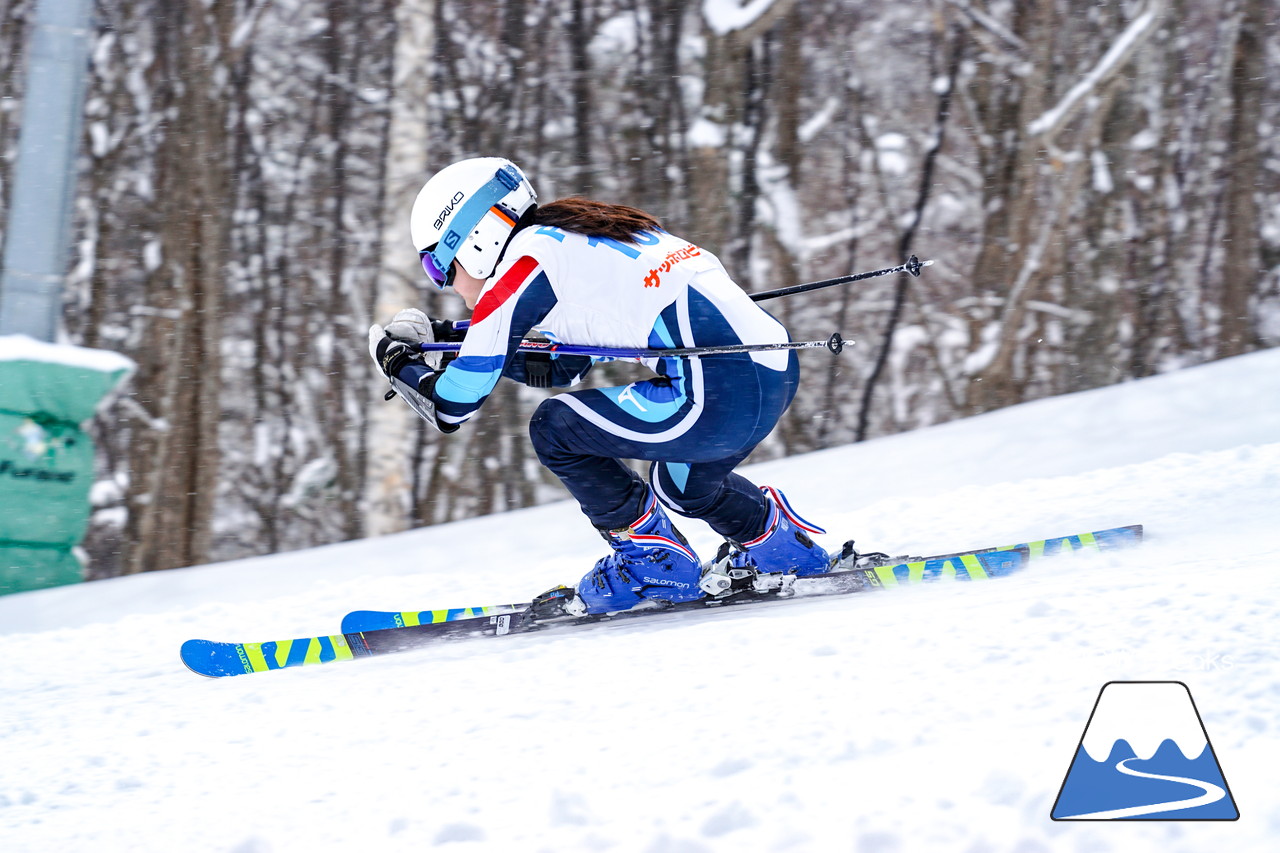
[369,157,838,616]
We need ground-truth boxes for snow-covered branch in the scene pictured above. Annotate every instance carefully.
[945,0,1027,54]
[1027,0,1164,140]
[701,0,780,37]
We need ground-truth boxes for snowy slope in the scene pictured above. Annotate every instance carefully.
[2,349,1278,852]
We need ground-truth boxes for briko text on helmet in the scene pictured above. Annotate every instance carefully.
[433,192,465,231]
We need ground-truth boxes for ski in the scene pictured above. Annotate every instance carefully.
[180,524,1141,678]
[340,604,524,634]
[338,524,1143,633]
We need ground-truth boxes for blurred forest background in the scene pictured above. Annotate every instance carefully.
[0,0,1276,578]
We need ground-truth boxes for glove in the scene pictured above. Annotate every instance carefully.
[367,324,457,434]
[367,323,421,378]
[382,308,439,368]
[383,309,465,369]
[383,308,432,343]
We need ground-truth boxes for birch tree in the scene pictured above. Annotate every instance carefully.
[365,0,435,537]
[688,0,800,257]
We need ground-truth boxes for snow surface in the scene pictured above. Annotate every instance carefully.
[3,348,1279,851]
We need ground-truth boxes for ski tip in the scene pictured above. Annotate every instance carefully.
[1101,523,1144,547]
[341,611,398,633]
[181,633,359,677]
[180,639,248,678]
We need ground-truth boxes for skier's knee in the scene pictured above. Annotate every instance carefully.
[528,398,573,462]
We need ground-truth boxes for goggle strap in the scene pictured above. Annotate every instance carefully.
[428,165,524,274]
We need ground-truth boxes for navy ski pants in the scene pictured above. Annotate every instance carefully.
[528,350,800,542]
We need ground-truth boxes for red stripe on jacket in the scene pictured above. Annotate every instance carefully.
[471,256,540,326]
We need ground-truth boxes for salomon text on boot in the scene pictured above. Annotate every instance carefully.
[575,491,704,615]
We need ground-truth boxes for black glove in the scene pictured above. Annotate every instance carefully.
[367,324,458,434]
[430,319,467,343]
[369,330,421,380]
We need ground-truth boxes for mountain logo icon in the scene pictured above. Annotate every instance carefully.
[1051,681,1238,820]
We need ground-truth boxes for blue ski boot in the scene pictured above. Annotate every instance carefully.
[573,491,705,615]
[738,486,830,575]
[700,487,830,597]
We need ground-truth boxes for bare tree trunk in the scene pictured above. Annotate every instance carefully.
[365,0,434,537]
[961,0,1054,414]
[124,0,236,573]
[687,0,798,257]
[964,0,1163,413]
[855,21,962,440]
[568,0,593,192]
[1218,0,1265,358]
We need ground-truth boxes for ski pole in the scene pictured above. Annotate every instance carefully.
[449,256,931,331]
[413,257,923,360]
[415,332,847,360]
[438,258,929,342]
[748,255,934,303]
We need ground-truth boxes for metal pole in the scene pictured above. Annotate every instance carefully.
[0,0,95,341]
[415,333,847,360]
[748,255,933,303]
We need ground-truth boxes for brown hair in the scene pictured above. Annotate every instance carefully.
[529,196,663,242]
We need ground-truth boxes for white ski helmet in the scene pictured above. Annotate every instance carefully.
[410,157,537,287]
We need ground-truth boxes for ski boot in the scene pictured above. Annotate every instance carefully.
[563,491,705,616]
[700,486,831,597]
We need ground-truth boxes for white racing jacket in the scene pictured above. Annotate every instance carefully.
[431,225,789,427]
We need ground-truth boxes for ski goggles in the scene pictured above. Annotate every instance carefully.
[419,245,455,290]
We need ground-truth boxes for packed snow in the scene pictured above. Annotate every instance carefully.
[2,348,1279,852]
